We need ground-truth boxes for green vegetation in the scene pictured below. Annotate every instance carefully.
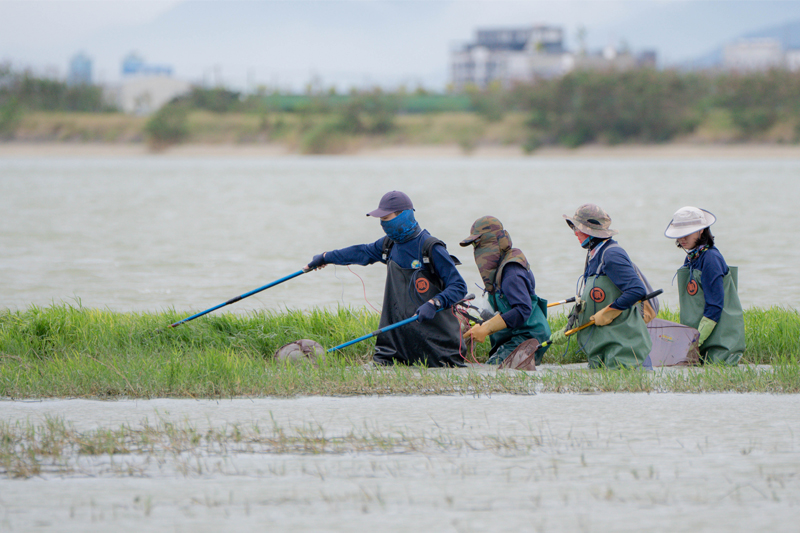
[4,66,800,151]
[0,63,114,117]
[0,304,798,399]
[144,102,190,148]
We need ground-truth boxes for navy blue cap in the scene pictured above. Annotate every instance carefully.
[366,191,414,217]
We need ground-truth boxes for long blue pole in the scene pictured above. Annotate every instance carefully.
[326,315,419,353]
[326,294,475,353]
[169,269,306,328]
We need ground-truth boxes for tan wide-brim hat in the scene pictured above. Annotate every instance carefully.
[664,206,716,239]
[562,203,618,239]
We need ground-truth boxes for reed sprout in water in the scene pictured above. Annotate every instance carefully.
[0,304,798,398]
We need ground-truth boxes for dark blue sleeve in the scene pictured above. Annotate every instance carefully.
[498,263,533,329]
[428,244,467,309]
[700,251,727,322]
[325,237,385,266]
[603,247,646,310]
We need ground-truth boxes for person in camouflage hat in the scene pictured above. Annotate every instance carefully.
[549,204,652,369]
[460,216,551,365]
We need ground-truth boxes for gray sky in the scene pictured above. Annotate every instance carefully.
[2,0,800,91]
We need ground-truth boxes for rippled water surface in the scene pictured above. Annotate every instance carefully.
[1,156,796,313]
[1,394,799,532]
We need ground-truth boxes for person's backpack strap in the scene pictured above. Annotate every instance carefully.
[421,236,461,276]
[381,236,394,262]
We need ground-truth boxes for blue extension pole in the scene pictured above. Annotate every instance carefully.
[326,294,475,353]
[169,269,307,328]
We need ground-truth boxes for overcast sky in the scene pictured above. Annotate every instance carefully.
[2,0,800,91]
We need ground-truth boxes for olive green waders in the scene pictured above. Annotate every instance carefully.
[576,275,652,369]
[487,291,551,365]
[677,266,745,365]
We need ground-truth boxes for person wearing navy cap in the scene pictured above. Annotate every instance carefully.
[305,191,468,367]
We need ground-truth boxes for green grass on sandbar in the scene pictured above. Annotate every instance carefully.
[1,304,798,398]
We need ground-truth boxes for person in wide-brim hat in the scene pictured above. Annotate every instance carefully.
[664,206,716,239]
[549,203,652,369]
[664,206,745,365]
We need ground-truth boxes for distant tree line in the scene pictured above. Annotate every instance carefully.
[0,63,115,139]
[163,70,800,148]
[508,69,800,149]
[4,62,800,149]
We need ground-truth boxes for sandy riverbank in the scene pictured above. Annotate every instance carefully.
[2,141,800,159]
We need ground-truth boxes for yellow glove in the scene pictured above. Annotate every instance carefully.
[463,313,507,344]
[642,301,657,324]
[549,328,568,345]
[697,316,717,347]
[590,305,622,326]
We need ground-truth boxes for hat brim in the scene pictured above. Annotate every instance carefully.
[366,207,395,217]
[664,210,716,238]
[562,215,618,238]
[459,234,480,247]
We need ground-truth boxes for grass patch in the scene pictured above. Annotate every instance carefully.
[0,304,798,398]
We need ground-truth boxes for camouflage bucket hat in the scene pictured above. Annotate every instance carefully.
[460,216,507,247]
[461,216,524,294]
[563,204,618,238]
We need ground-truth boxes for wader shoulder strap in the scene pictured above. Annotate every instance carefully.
[381,236,394,262]
[382,236,461,274]
[600,242,660,314]
[421,236,462,276]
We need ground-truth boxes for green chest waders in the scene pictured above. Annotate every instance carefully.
[576,275,652,369]
[373,260,466,368]
[677,266,745,365]
[488,291,551,365]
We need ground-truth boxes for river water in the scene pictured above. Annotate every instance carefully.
[1,393,799,532]
[1,155,797,314]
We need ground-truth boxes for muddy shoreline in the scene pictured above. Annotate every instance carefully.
[2,141,800,159]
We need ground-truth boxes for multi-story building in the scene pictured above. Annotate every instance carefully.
[450,25,570,90]
[723,39,784,72]
[450,25,657,90]
[107,52,190,115]
[67,52,92,86]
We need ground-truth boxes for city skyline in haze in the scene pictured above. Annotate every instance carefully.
[3,0,800,91]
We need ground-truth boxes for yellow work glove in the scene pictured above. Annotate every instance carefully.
[590,305,623,326]
[464,313,507,344]
[642,301,657,324]
[697,316,717,347]
[549,328,568,345]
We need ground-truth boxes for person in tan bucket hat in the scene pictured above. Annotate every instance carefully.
[664,206,745,365]
[550,204,652,369]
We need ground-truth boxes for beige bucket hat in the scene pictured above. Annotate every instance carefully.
[563,204,618,238]
[664,206,716,239]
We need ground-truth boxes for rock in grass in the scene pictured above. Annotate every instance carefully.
[274,339,325,366]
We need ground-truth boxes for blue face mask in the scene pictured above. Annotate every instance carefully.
[581,236,593,249]
[381,210,419,243]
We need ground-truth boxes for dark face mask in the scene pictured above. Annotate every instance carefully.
[380,210,419,243]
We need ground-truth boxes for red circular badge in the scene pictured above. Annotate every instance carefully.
[590,287,606,303]
[687,280,698,296]
[415,278,430,294]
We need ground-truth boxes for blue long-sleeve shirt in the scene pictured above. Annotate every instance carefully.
[584,239,646,311]
[683,246,728,323]
[325,229,467,309]
[496,262,534,329]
